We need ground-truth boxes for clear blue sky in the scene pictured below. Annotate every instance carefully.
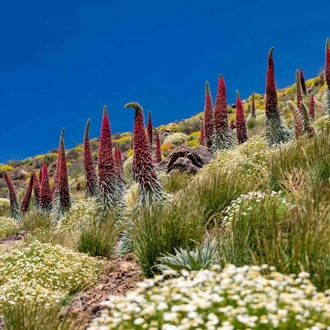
[0,0,329,162]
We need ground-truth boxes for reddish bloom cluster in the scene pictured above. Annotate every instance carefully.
[300,68,307,95]
[98,106,116,198]
[58,137,71,210]
[84,119,98,197]
[20,174,34,213]
[125,102,158,191]
[114,145,124,181]
[199,127,205,145]
[214,74,229,134]
[230,120,236,131]
[203,81,214,148]
[265,47,278,118]
[52,129,65,197]
[147,111,153,147]
[235,91,248,144]
[251,92,256,118]
[40,164,52,210]
[326,38,330,88]
[32,171,41,208]
[296,69,303,117]
[309,95,315,119]
[289,102,304,138]
[4,172,21,221]
[155,129,162,163]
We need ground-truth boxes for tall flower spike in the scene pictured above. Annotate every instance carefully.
[309,95,315,119]
[230,120,235,131]
[40,164,52,211]
[147,111,153,148]
[4,172,21,221]
[52,128,65,198]
[199,126,205,145]
[300,102,316,137]
[98,105,117,200]
[114,144,124,182]
[20,173,34,214]
[251,92,256,118]
[300,67,307,95]
[296,69,304,117]
[125,102,164,205]
[265,47,292,146]
[84,119,99,197]
[58,137,71,212]
[32,171,41,209]
[203,81,214,148]
[325,38,330,115]
[289,102,304,139]
[211,74,234,152]
[235,90,248,144]
[155,129,162,163]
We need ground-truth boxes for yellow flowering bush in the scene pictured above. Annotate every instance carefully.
[188,131,200,140]
[126,149,134,157]
[186,140,199,149]
[34,155,45,160]
[115,136,132,145]
[0,217,17,239]
[0,165,13,171]
[89,265,330,329]
[319,83,327,92]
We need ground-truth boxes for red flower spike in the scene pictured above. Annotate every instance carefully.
[52,128,65,198]
[125,102,163,200]
[40,164,52,210]
[296,69,303,117]
[251,92,256,118]
[4,172,21,221]
[155,129,162,163]
[98,106,116,198]
[230,120,236,131]
[309,95,315,119]
[20,173,34,214]
[58,137,71,210]
[32,171,41,208]
[203,81,214,148]
[84,119,98,197]
[147,111,153,148]
[265,47,278,118]
[300,67,307,95]
[214,74,229,134]
[114,145,124,181]
[200,127,205,146]
[326,38,330,88]
[289,102,304,138]
[236,90,248,144]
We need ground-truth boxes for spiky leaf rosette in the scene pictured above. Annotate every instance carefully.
[199,127,205,145]
[4,172,21,222]
[251,92,256,118]
[40,164,52,211]
[309,95,315,119]
[236,91,248,144]
[155,129,162,163]
[289,102,304,138]
[32,171,41,208]
[20,173,34,214]
[203,81,214,148]
[300,67,307,95]
[125,102,164,206]
[211,74,234,152]
[84,119,99,197]
[147,111,153,148]
[265,47,292,146]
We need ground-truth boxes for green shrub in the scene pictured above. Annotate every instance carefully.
[127,202,205,277]
[0,216,17,239]
[89,265,330,329]
[163,133,189,146]
[22,209,52,232]
[0,198,10,217]
[77,213,118,259]
[160,170,193,194]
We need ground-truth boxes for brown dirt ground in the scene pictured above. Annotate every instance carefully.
[61,253,143,328]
